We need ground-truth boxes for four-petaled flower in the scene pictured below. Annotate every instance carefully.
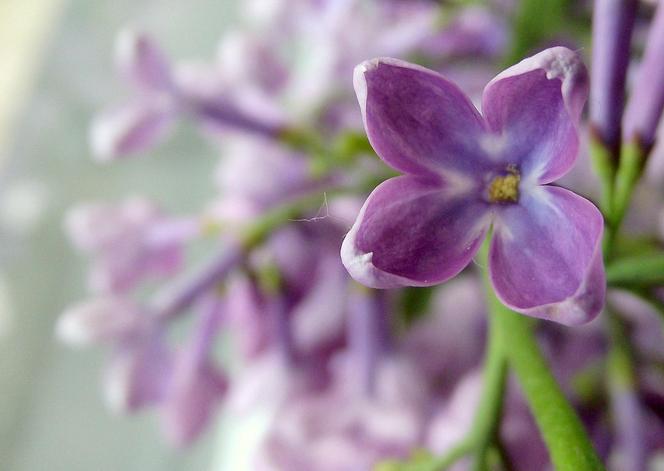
[341,47,605,325]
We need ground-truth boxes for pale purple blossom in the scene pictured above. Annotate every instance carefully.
[590,0,638,148]
[160,296,228,446]
[342,48,606,325]
[623,1,664,147]
[65,197,196,294]
[91,30,286,161]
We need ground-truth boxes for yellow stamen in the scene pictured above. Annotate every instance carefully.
[488,168,520,203]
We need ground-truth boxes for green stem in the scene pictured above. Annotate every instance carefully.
[589,135,617,219]
[606,252,664,288]
[477,246,605,471]
[606,310,636,389]
[607,142,649,259]
[472,250,508,470]
[504,0,570,67]
[429,440,473,471]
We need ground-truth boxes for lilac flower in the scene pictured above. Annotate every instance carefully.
[423,6,509,59]
[160,296,228,447]
[427,371,550,471]
[590,0,637,149]
[103,327,172,413]
[623,1,664,148]
[402,275,486,391]
[90,30,177,161]
[214,137,312,208]
[56,296,148,347]
[65,197,196,294]
[224,274,271,359]
[91,30,285,161]
[341,48,606,325]
[255,354,430,471]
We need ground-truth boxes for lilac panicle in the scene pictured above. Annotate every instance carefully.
[590,0,638,149]
[342,48,606,325]
[624,2,664,148]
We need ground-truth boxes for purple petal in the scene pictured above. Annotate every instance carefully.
[590,0,637,148]
[104,332,172,413]
[291,255,348,354]
[482,47,589,184]
[56,297,146,347]
[354,57,488,176]
[115,30,173,92]
[160,297,227,446]
[489,186,605,325]
[90,99,176,161]
[160,359,227,447]
[341,175,490,288]
[623,2,664,147]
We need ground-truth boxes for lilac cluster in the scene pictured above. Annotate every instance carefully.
[57,0,664,469]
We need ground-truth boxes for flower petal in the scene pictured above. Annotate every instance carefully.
[115,29,173,92]
[90,99,176,161]
[489,186,605,325]
[482,47,589,184]
[341,175,490,288]
[354,57,488,176]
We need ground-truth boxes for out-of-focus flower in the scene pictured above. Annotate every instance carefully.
[65,197,196,293]
[427,371,550,471]
[402,275,486,392]
[55,296,148,347]
[342,48,605,325]
[160,297,228,447]
[255,353,431,471]
[103,328,172,413]
[90,98,178,161]
[623,1,664,148]
[91,30,285,161]
[214,137,312,208]
[424,6,509,59]
[590,0,638,149]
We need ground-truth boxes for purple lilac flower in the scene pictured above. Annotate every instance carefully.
[623,1,664,148]
[91,30,285,161]
[103,327,172,413]
[402,275,486,392]
[427,371,549,471]
[56,296,148,347]
[65,197,196,294]
[214,137,312,208]
[590,0,638,149]
[341,48,606,325]
[423,6,509,59]
[160,296,228,447]
[255,353,430,471]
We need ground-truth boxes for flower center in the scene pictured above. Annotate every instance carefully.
[487,166,520,204]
